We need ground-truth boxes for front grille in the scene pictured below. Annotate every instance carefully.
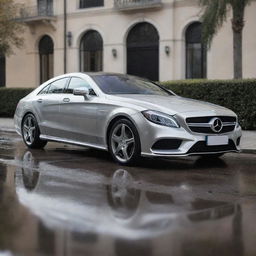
[187,140,237,154]
[186,116,236,123]
[152,139,182,150]
[189,125,235,134]
[186,116,237,134]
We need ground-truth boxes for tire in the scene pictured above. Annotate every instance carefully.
[108,119,141,165]
[22,114,47,149]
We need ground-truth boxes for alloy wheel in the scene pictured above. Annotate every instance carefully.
[23,115,36,146]
[111,123,135,163]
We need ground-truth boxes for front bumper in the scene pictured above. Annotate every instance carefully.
[134,113,242,157]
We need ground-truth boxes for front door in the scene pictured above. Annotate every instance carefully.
[58,77,99,145]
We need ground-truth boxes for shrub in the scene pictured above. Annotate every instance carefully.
[0,79,256,130]
[0,88,33,117]
[161,79,256,130]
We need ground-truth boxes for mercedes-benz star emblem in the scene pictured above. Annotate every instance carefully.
[210,118,223,133]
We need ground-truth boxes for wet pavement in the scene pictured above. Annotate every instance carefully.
[0,132,256,256]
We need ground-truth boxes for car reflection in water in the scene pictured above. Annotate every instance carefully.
[3,150,244,256]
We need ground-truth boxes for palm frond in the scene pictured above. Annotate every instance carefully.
[199,0,230,48]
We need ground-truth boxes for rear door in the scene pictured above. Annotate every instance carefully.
[34,77,70,137]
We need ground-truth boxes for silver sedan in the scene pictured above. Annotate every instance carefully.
[14,73,242,165]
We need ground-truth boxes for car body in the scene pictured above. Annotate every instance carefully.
[14,72,242,164]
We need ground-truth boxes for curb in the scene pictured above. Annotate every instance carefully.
[0,128,16,133]
[241,149,256,154]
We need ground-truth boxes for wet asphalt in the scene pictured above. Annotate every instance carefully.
[0,131,256,256]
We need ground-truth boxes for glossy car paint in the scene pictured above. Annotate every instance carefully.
[14,73,242,157]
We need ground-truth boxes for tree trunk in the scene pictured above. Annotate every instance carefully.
[232,3,245,79]
[233,28,243,79]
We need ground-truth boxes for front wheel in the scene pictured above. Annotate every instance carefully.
[108,119,141,165]
[22,114,47,149]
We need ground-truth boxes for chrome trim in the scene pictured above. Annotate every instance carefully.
[187,122,236,127]
[141,149,240,157]
[223,122,237,126]
[187,123,212,127]
[39,135,107,151]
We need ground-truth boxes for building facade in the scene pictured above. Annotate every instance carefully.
[1,0,256,88]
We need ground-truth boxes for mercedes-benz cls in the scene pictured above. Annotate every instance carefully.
[14,73,242,164]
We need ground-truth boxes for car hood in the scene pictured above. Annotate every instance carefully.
[108,94,236,117]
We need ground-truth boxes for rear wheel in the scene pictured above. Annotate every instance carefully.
[108,119,141,165]
[22,114,47,149]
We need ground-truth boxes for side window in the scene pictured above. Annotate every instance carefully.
[38,84,50,95]
[65,77,96,95]
[48,78,69,94]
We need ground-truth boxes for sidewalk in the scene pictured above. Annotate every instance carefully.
[0,118,255,153]
[0,118,16,133]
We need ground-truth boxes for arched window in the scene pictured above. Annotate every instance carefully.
[186,22,207,79]
[127,22,159,81]
[39,35,54,83]
[0,55,6,87]
[80,30,103,72]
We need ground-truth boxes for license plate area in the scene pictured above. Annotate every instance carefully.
[206,136,229,146]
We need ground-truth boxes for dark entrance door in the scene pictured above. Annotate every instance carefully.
[39,35,54,83]
[127,22,159,81]
[0,55,6,87]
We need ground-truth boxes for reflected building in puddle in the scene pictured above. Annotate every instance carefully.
[0,149,255,256]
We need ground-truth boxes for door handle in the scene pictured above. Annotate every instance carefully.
[37,99,43,103]
[63,98,70,103]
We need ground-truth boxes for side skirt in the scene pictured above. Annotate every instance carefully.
[40,135,108,151]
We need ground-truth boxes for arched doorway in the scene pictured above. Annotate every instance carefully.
[39,35,54,83]
[185,22,207,79]
[127,22,159,81]
[0,55,5,87]
[80,30,103,72]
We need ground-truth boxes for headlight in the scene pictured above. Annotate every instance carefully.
[142,110,180,128]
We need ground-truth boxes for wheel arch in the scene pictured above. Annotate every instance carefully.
[21,111,37,125]
[21,111,42,135]
[106,114,140,149]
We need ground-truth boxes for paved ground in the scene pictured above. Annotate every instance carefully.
[0,131,256,256]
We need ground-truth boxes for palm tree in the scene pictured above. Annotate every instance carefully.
[199,0,252,79]
[0,0,24,56]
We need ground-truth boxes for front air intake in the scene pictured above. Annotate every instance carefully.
[152,139,182,151]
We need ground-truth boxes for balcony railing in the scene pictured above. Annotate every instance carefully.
[114,0,162,10]
[18,5,54,22]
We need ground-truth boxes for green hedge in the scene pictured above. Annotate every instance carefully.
[0,88,33,117]
[162,79,256,130]
[0,79,256,130]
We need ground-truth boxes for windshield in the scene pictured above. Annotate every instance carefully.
[92,75,172,96]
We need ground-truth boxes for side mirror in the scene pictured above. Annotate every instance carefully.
[73,87,89,98]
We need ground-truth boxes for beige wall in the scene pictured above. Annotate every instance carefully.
[5,0,256,88]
